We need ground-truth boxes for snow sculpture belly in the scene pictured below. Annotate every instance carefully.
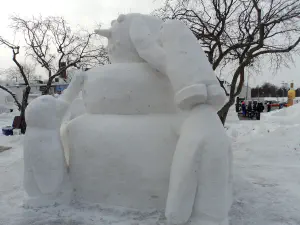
[67,63,182,209]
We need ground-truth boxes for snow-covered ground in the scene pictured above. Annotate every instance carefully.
[1,108,300,225]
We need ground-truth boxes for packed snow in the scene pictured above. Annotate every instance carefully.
[0,105,300,224]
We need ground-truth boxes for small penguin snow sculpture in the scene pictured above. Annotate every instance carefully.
[23,73,85,204]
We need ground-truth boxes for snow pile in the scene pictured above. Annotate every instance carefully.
[263,103,300,125]
[226,106,239,123]
[231,124,300,225]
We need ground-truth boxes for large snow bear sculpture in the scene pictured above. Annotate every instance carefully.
[23,13,232,225]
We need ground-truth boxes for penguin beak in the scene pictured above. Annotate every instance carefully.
[94,29,111,38]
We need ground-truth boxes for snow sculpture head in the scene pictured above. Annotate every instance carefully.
[95,13,163,63]
[26,95,69,129]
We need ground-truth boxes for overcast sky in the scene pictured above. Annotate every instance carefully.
[1,0,300,88]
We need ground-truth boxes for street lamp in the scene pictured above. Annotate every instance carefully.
[281,81,288,102]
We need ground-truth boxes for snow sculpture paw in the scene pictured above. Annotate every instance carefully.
[175,83,208,110]
[206,84,227,111]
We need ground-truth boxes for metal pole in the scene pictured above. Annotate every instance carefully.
[246,73,249,100]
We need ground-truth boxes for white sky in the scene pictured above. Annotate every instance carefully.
[1,0,300,88]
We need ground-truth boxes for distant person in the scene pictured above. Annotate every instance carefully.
[253,102,257,112]
[235,101,240,112]
[267,103,271,112]
[247,102,252,111]
[242,101,246,116]
[247,102,253,118]
[256,102,265,120]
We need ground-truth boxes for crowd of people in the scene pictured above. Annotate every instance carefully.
[241,101,265,120]
[235,97,290,120]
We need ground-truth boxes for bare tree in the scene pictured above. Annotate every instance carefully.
[10,15,109,94]
[0,37,30,133]
[154,0,300,124]
[1,63,38,82]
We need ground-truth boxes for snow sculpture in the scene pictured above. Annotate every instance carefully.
[23,74,85,206]
[23,13,232,225]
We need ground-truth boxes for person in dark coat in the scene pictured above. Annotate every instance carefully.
[253,102,257,112]
[267,103,271,112]
[247,102,252,111]
[247,102,253,118]
[256,102,265,120]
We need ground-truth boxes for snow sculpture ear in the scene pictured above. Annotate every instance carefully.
[129,17,166,74]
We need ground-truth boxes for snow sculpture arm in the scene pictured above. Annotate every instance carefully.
[159,20,226,111]
[130,18,226,110]
[129,17,166,74]
[59,72,86,104]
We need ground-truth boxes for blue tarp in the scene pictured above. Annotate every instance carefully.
[55,84,69,92]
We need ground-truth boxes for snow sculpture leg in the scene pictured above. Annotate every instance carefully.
[23,73,84,206]
[166,105,232,225]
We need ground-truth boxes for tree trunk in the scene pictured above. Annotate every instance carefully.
[42,76,55,95]
[20,86,30,134]
[218,97,235,125]
[218,67,245,125]
[42,83,51,95]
